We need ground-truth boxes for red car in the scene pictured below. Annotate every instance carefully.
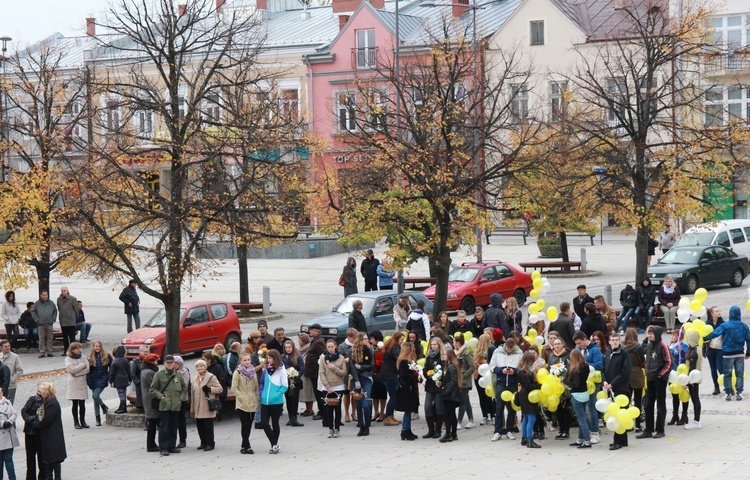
[423,261,533,312]
[122,301,243,360]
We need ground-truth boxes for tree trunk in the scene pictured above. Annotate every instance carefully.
[238,244,249,304]
[430,244,453,316]
[559,231,570,263]
[634,225,650,286]
[162,292,181,357]
[34,262,51,296]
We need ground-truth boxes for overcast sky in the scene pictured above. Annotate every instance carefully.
[0,0,111,48]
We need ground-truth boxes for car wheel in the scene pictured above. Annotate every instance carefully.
[460,296,475,313]
[685,275,698,294]
[224,332,241,353]
[513,289,526,306]
[730,269,744,288]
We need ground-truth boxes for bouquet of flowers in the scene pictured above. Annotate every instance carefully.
[258,347,268,362]
[427,364,443,382]
[408,361,421,372]
[550,362,567,379]
[287,367,299,390]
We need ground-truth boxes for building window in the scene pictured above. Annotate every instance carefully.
[704,86,749,127]
[550,81,567,121]
[136,110,153,136]
[607,77,626,125]
[105,100,120,132]
[510,84,529,122]
[530,20,544,46]
[709,15,749,50]
[279,89,299,121]
[365,89,387,132]
[355,29,376,69]
[203,92,221,124]
[336,92,357,133]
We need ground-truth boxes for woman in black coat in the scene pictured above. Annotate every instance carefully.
[343,257,358,297]
[35,381,66,479]
[440,348,462,443]
[109,345,132,414]
[394,342,420,441]
[21,393,45,480]
[517,351,542,449]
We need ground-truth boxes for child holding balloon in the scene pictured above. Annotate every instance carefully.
[683,330,702,429]
[667,330,689,426]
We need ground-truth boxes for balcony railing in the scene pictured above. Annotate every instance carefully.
[704,52,750,75]
[351,47,377,69]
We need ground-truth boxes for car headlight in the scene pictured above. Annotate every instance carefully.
[669,273,683,279]
[144,338,155,345]
[329,328,338,335]
[447,294,458,299]
[121,338,127,344]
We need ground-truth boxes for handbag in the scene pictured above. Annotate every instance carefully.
[339,274,346,287]
[325,392,340,406]
[151,375,171,410]
[206,396,222,412]
[351,388,365,401]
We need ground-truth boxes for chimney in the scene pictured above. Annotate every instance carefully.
[339,14,350,30]
[257,0,268,10]
[178,4,187,16]
[216,0,226,13]
[452,0,469,18]
[86,18,96,37]
[370,0,384,9]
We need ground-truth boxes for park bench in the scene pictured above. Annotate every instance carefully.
[565,232,596,245]
[403,277,436,291]
[519,261,582,273]
[485,227,530,245]
[231,302,268,316]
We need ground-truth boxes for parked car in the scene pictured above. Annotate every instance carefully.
[672,219,750,259]
[299,291,433,342]
[122,301,243,360]
[422,261,533,312]
[648,245,750,294]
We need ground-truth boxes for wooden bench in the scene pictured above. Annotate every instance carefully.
[565,232,596,245]
[231,302,268,316]
[486,227,530,245]
[403,277,436,291]
[519,261,582,273]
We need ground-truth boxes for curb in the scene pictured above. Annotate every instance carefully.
[539,270,602,278]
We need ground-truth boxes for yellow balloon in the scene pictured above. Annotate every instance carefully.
[747,299,750,311]
[384,336,392,343]
[668,382,682,395]
[615,394,630,408]
[555,383,565,396]
[529,303,540,314]
[485,385,495,398]
[607,402,620,416]
[537,300,546,310]
[694,288,708,302]
[596,391,609,401]
[501,390,514,402]
[547,402,558,412]
[676,364,689,375]
[616,409,630,423]
[527,328,538,339]
[531,270,541,280]
[528,390,541,404]
[421,340,428,352]
[463,331,473,341]
[546,307,559,321]
[627,406,640,419]
[541,383,553,396]
[615,425,627,435]
[718,374,724,386]
[702,325,714,337]
[511,401,521,412]
[678,389,690,403]
[417,358,426,368]
[690,299,702,311]
[530,289,539,299]
[587,381,595,394]
[692,319,706,330]
[537,368,550,383]
[533,278,543,290]
[603,411,613,422]
[547,395,560,409]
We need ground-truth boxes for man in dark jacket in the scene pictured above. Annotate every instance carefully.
[574,331,603,442]
[150,355,187,456]
[32,291,57,358]
[483,293,509,338]
[635,278,657,333]
[348,300,368,333]
[615,285,638,335]
[603,332,633,450]
[119,280,141,333]
[57,287,79,354]
[266,327,291,354]
[637,326,671,439]
[360,249,380,292]
[580,303,606,339]
[573,285,594,323]
[304,324,327,420]
[549,302,576,351]
[704,305,750,400]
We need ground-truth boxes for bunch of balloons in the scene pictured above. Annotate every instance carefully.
[676,287,709,323]
[526,271,560,352]
[682,319,713,348]
[513,367,566,412]
[529,271,551,300]
[594,392,640,434]
[477,364,495,398]
[454,331,479,353]
[668,364,701,402]
[523,328,544,349]
[499,390,521,412]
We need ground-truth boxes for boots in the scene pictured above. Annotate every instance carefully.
[422,416,435,438]
[80,417,89,428]
[383,415,400,426]
[667,413,679,426]
[528,439,542,449]
[357,425,365,437]
[676,410,689,426]
[439,432,452,443]
[400,430,415,441]
[115,400,127,414]
[96,416,102,427]
[433,415,443,439]
[73,411,82,430]
[101,403,109,415]
[288,415,304,427]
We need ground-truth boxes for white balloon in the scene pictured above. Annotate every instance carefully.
[595,398,612,413]
[693,306,706,318]
[669,370,677,384]
[535,336,544,345]
[679,298,691,309]
[589,365,595,374]
[478,376,489,388]
[677,373,690,386]
[606,417,620,432]
[688,370,702,384]
[677,309,691,323]
[478,364,491,378]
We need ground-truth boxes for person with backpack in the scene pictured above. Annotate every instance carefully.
[637,326,672,439]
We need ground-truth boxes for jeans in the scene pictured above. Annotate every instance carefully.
[521,413,536,440]
[126,313,141,333]
[645,377,667,433]
[723,356,745,394]
[0,448,15,480]
[356,376,373,427]
[586,384,600,433]
[457,388,473,423]
[707,348,723,390]
[401,410,412,430]
[384,378,398,417]
[634,306,654,330]
[494,385,515,434]
[91,387,106,417]
[75,323,92,342]
[23,327,38,348]
[158,410,179,452]
[615,308,636,332]
[571,398,590,442]
[424,390,444,418]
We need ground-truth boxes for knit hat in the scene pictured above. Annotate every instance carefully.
[492,328,504,342]
[195,359,207,369]
[173,355,184,365]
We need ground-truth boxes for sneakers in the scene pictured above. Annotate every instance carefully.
[456,423,463,430]
[491,433,502,442]
[505,432,515,440]
[465,421,476,429]
[726,394,733,401]
[554,432,570,440]
[737,393,744,401]
[271,445,280,454]
[590,432,600,444]
[327,429,334,438]
[684,420,701,430]
[333,429,340,438]
[479,418,487,426]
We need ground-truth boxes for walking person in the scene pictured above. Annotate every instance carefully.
[232,353,260,454]
[190,359,222,451]
[34,381,66,480]
[395,342,420,441]
[637,326,672,439]
[342,257,358,297]
[0,341,22,404]
[86,341,112,426]
[565,350,592,448]
[439,347,461,443]
[1,292,20,351]
[118,280,141,333]
[705,306,725,395]
[64,342,90,430]
[454,334,476,430]
[32,292,56,358]
[0,387,19,480]
[260,350,288,454]
[140,354,160,452]
[20,390,45,479]
[603,331,633,450]
[109,346,132,414]
[320,339,347,438]
[281,340,305,427]
[56,287,79,354]
[517,351,542,448]
[150,355,187,456]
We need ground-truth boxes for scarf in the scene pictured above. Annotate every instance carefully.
[325,351,340,363]
[237,364,255,381]
[427,349,439,359]
[72,353,82,359]
[662,285,675,294]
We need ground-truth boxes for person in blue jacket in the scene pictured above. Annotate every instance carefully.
[376,264,396,291]
[668,330,689,425]
[573,331,602,444]
[704,305,750,401]
[260,349,288,454]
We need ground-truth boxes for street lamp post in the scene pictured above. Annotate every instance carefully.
[0,36,12,183]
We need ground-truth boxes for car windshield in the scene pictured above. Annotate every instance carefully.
[449,267,479,282]
[334,297,375,315]
[673,233,714,247]
[659,249,701,265]
[144,308,186,327]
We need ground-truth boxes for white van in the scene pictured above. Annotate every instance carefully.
[672,219,750,258]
